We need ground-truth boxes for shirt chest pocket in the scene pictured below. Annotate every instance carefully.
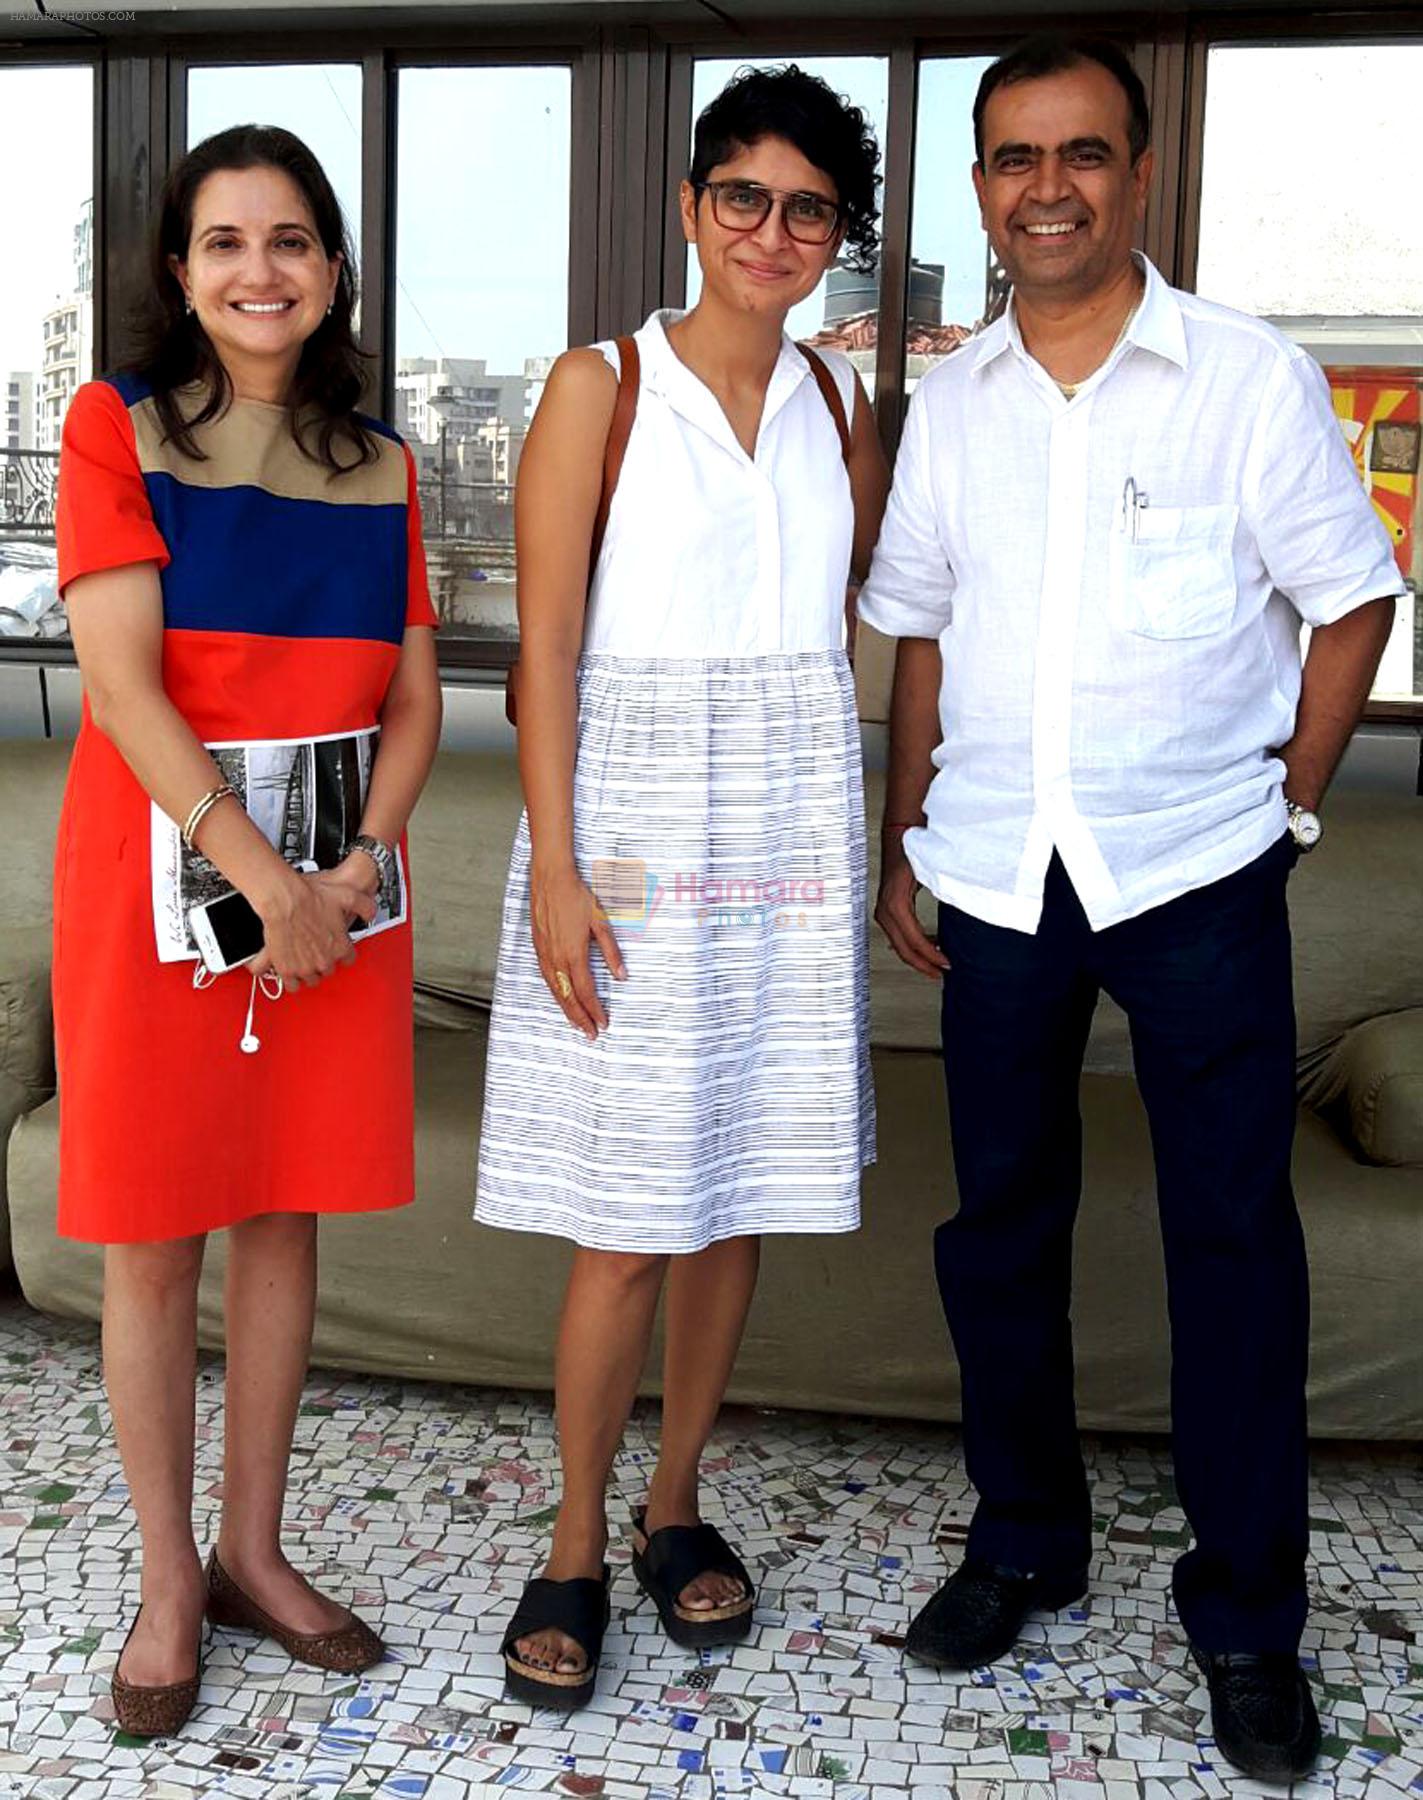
[1109,500,1240,640]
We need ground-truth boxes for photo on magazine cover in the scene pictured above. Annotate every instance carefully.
[150,727,406,962]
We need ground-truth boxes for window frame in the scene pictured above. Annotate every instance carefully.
[1179,7,1423,722]
[0,2,1418,722]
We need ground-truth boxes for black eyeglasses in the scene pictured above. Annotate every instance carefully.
[694,180,843,246]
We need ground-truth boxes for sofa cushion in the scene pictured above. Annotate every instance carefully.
[405,745,1423,1072]
[1300,1008,1423,1168]
[408,753,521,1027]
[1,924,56,1109]
[11,1020,1423,1437]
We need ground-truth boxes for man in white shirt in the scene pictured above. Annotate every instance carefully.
[859,34,1402,1784]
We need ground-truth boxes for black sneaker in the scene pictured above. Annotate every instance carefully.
[1192,1647,1321,1783]
[903,1559,1088,1670]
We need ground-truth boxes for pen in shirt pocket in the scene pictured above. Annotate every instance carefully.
[1121,476,1149,541]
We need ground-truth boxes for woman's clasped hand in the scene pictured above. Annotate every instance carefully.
[248,865,379,991]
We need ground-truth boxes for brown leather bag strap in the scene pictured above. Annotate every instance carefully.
[798,342,852,466]
[506,334,641,728]
[589,334,640,575]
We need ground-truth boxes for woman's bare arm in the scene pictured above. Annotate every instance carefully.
[513,346,628,1037]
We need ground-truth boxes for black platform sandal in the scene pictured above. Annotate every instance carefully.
[500,1566,611,1711]
[630,1509,755,1649]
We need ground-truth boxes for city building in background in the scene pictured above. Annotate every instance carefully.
[394,358,533,637]
[3,372,35,452]
[37,199,92,452]
[393,357,527,444]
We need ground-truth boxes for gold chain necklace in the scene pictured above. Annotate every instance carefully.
[1055,285,1144,401]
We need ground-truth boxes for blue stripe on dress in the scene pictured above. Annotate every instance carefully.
[105,371,154,408]
[145,474,408,643]
[355,410,402,447]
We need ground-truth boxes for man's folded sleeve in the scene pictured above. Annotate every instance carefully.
[1242,349,1407,628]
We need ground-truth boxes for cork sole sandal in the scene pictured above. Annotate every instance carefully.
[630,1510,755,1649]
[500,1566,611,1712]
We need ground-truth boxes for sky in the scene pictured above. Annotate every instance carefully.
[1196,43,1423,317]
[3,43,1421,391]
[0,65,93,382]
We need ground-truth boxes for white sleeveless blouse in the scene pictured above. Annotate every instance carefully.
[583,309,858,658]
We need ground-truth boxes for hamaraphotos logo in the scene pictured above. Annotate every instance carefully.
[590,859,825,932]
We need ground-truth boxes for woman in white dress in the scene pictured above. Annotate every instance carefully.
[477,65,887,1708]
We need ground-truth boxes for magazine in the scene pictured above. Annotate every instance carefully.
[151,726,407,963]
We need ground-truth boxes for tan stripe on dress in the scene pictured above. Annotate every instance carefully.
[128,386,406,507]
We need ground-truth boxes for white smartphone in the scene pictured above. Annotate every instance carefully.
[189,861,317,976]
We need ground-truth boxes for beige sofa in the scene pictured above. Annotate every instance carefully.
[3,711,1421,1437]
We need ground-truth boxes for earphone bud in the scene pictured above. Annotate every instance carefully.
[239,970,284,1054]
[191,951,283,1051]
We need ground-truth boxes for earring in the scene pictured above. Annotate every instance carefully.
[185,297,194,315]
[326,303,334,317]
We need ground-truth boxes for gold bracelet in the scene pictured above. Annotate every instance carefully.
[181,783,236,852]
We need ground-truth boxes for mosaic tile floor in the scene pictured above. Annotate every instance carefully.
[0,1292,1419,1800]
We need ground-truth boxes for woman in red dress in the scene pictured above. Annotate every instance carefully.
[55,126,441,1735]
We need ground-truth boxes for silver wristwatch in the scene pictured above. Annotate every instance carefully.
[349,832,395,881]
[1284,800,1322,853]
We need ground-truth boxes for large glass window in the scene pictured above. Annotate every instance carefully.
[187,64,364,266]
[395,64,572,645]
[0,64,93,644]
[906,55,997,395]
[686,56,889,399]
[1197,43,1423,705]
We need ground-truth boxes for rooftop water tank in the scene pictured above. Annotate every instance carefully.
[823,260,945,326]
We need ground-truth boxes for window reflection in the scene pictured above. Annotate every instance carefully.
[396,65,572,642]
[0,64,93,642]
[906,57,997,395]
[687,56,889,398]
[1198,43,1423,701]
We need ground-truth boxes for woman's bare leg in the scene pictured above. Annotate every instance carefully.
[515,1247,667,1674]
[643,1235,762,1610]
[214,1212,347,1633]
[103,1236,208,1684]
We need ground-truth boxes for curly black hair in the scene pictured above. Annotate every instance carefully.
[690,64,881,274]
[121,124,377,473]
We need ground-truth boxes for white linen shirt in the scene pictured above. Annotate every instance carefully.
[859,255,1404,933]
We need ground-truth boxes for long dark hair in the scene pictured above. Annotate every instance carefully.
[122,124,378,472]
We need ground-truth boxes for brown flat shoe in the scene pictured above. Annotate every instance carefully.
[205,1550,384,1674]
[110,1607,203,1738]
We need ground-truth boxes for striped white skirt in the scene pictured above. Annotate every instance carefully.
[474,651,875,1253]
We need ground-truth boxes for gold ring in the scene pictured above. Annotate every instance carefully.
[554,970,573,999]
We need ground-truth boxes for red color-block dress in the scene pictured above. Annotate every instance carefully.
[53,375,437,1243]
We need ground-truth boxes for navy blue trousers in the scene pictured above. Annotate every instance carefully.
[935,835,1309,1653]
